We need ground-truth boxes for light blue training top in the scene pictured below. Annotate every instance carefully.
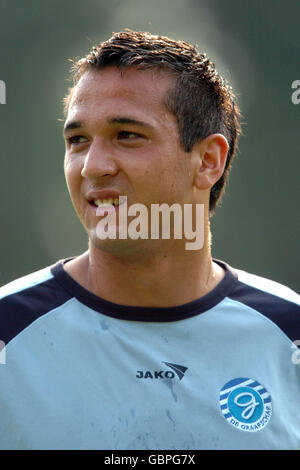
[0,258,299,450]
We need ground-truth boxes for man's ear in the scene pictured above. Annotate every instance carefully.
[193,134,229,190]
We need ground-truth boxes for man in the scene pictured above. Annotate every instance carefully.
[0,30,299,450]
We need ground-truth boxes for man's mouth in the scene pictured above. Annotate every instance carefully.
[93,198,120,207]
[86,189,126,209]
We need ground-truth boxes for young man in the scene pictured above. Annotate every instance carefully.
[0,31,299,450]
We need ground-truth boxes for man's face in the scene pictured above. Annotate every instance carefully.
[63,66,195,255]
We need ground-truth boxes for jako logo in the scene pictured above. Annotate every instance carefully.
[136,362,188,380]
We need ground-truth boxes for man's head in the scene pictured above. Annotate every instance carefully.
[64,30,241,215]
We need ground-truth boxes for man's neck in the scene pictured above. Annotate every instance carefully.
[63,240,225,308]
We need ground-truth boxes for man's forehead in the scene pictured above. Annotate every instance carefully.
[69,66,175,107]
[66,67,177,131]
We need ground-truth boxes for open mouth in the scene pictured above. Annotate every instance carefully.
[88,197,128,213]
[91,198,120,208]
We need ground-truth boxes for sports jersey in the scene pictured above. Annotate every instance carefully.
[0,258,299,450]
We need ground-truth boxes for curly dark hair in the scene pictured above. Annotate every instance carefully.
[64,30,242,214]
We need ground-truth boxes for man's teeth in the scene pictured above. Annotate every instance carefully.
[94,198,120,207]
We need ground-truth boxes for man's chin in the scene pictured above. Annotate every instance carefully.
[89,230,141,256]
[88,230,162,260]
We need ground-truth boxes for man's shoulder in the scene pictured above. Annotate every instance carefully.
[0,261,72,345]
[224,263,300,344]
[0,265,54,301]
[232,266,300,306]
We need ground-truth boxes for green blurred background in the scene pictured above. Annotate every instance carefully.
[0,0,299,291]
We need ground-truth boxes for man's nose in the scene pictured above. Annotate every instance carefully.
[81,137,118,178]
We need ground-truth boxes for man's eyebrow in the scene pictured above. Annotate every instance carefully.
[63,121,82,135]
[63,116,154,136]
[107,116,154,129]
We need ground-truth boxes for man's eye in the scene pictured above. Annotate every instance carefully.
[67,135,88,145]
[117,131,141,140]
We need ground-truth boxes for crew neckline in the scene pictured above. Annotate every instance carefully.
[50,257,238,322]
